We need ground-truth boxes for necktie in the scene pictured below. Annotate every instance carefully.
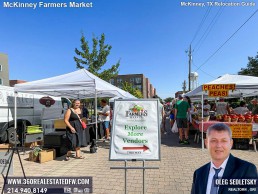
[210,167,222,194]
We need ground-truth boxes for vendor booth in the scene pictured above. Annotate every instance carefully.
[186,74,258,151]
[14,69,136,155]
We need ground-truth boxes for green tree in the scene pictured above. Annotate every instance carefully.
[74,33,120,81]
[153,94,163,104]
[164,97,173,103]
[238,52,258,76]
[122,82,143,98]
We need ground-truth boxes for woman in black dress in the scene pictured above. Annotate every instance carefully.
[64,99,85,160]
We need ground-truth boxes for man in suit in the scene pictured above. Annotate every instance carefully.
[191,123,258,194]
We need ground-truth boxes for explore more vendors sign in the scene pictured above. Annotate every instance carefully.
[109,99,160,161]
[202,84,236,97]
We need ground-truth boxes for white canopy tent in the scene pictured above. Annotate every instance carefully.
[14,69,136,99]
[186,74,258,101]
[185,74,258,150]
[14,69,136,141]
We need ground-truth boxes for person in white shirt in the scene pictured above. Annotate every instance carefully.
[203,99,211,117]
[212,98,230,115]
[98,99,110,140]
[233,101,249,115]
[191,123,258,194]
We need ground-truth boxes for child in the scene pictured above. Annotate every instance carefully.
[169,109,175,129]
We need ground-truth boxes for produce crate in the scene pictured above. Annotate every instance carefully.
[39,149,56,163]
[29,151,39,162]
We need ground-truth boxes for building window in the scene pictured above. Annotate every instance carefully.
[110,79,114,85]
[130,78,134,83]
[0,65,2,72]
[135,77,142,84]
[0,78,3,85]
[117,78,123,83]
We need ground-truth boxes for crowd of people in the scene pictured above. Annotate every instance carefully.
[63,96,258,159]
[161,95,258,145]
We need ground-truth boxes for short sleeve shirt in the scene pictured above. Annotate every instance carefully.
[175,100,190,118]
[101,105,110,121]
[203,104,211,116]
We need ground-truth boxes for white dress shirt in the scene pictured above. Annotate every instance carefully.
[206,156,229,194]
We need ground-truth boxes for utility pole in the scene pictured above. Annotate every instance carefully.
[188,45,192,92]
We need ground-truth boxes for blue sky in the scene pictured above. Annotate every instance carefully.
[1,0,258,99]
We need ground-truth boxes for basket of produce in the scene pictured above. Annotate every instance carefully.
[230,115,238,123]
[244,114,253,123]
[254,114,258,123]
[216,114,223,121]
[198,116,210,122]
[223,115,231,122]
[238,115,245,122]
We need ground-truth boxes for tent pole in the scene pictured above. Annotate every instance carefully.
[95,90,98,142]
[201,92,204,150]
[14,92,17,140]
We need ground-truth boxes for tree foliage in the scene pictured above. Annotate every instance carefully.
[122,82,143,98]
[163,97,173,103]
[153,94,163,104]
[74,33,120,81]
[238,52,258,76]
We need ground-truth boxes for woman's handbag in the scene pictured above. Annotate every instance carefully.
[81,121,87,129]
[71,108,87,129]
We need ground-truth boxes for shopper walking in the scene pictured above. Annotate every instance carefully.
[175,94,190,144]
[64,99,85,160]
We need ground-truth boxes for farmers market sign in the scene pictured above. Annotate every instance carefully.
[109,99,160,161]
[202,84,236,97]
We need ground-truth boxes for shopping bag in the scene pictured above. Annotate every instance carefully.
[171,121,178,133]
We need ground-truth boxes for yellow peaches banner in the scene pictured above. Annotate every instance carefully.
[202,84,236,97]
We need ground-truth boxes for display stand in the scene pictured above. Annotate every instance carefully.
[2,93,27,194]
[110,160,159,194]
[1,147,26,194]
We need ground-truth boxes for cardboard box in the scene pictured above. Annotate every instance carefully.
[54,118,87,129]
[29,151,39,162]
[39,149,56,163]
[0,143,13,152]
[0,143,12,149]
[54,119,66,129]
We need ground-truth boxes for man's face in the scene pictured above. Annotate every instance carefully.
[205,129,233,164]
[252,100,257,105]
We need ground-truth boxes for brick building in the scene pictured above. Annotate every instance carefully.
[110,74,156,98]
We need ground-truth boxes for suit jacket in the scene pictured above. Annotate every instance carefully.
[191,154,258,194]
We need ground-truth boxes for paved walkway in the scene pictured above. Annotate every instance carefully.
[0,119,258,194]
